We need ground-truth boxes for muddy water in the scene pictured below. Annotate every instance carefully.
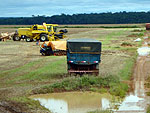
[30,92,112,113]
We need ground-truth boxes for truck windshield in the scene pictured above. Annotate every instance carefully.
[68,42,101,53]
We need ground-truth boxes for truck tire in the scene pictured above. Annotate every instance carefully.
[26,37,32,42]
[13,35,21,41]
[40,34,48,42]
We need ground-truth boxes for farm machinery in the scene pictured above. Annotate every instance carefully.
[13,23,68,42]
[40,41,67,56]
[40,38,101,75]
[0,32,14,41]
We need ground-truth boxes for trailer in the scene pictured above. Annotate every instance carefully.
[67,38,102,75]
[40,41,67,56]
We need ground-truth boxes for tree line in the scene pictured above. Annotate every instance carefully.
[0,11,150,25]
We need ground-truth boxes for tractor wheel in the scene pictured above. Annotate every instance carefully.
[40,34,48,42]
[13,35,21,41]
[26,37,32,42]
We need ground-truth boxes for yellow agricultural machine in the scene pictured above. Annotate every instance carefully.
[40,41,66,56]
[13,23,67,42]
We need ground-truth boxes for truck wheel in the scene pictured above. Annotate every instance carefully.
[26,37,32,42]
[40,34,48,42]
[13,35,21,41]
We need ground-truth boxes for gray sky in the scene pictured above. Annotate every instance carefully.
[0,0,150,17]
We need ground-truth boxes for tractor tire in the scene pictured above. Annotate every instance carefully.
[13,35,21,41]
[26,37,32,42]
[40,34,48,42]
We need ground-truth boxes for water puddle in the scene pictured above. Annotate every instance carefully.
[114,94,145,112]
[30,92,112,113]
[137,47,150,56]
[114,81,146,112]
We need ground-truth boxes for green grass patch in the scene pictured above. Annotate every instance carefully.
[101,29,125,45]
[131,29,146,32]
[88,109,112,113]
[8,56,67,82]
[118,54,137,80]
[0,60,41,77]
[130,32,144,37]
[9,96,49,112]
[147,105,150,113]
[33,75,128,98]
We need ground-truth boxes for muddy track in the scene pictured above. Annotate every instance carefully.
[115,39,150,113]
[0,101,25,113]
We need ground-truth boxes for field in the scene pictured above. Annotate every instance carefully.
[0,24,149,112]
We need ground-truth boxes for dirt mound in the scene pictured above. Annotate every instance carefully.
[0,100,26,113]
[121,42,133,47]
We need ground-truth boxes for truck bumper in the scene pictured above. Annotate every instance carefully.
[68,70,99,75]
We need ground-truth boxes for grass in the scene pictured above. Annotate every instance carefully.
[147,105,150,113]
[100,29,125,46]
[88,110,112,113]
[1,56,67,84]
[131,29,146,32]
[118,53,137,80]
[32,75,128,98]
[9,96,50,112]
[0,59,42,78]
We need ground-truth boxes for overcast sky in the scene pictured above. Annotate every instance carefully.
[0,0,150,17]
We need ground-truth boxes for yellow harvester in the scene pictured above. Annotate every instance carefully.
[13,23,67,42]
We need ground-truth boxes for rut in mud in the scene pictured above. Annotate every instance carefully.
[115,40,150,113]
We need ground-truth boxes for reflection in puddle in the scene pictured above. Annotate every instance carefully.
[116,94,145,112]
[31,92,111,113]
[34,98,68,113]
[137,47,150,56]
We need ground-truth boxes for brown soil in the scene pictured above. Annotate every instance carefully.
[127,34,139,37]
[116,38,150,113]
[121,42,133,47]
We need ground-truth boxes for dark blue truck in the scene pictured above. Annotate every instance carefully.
[67,38,101,75]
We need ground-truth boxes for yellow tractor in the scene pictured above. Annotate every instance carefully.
[13,23,67,42]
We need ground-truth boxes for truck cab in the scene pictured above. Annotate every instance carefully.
[67,38,101,75]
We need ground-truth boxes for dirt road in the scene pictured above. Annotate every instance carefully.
[115,39,150,113]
